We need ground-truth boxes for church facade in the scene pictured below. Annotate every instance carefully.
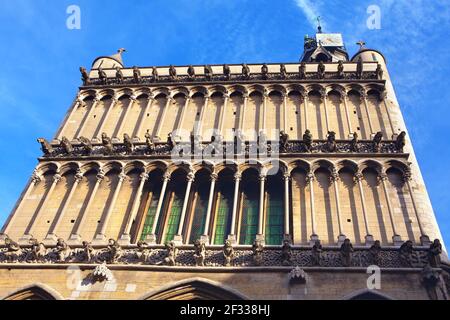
[0,30,449,300]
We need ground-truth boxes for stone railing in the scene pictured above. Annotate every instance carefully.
[40,139,404,159]
[0,243,432,269]
[83,71,380,87]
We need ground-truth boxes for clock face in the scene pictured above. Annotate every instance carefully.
[316,33,343,47]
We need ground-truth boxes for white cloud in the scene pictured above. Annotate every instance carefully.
[294,0,326,31]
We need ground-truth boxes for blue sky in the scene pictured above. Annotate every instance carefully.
[0,0,449,245]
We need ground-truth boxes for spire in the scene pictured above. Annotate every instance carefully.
[316,16,322,33]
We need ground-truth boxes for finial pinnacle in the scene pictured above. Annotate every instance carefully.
[117,48,126,54]
[356,40,366,50]
[316,16,322,33]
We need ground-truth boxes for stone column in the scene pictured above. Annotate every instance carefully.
[342,92,353,138]
[134,96,154,140]
[45,169,84,242]
[355,171,374,245]
[379,172,402,245]
[21,173,62,243]
[404,170,430,245]
[283,171,290,239]
[146,172,170,244]
[56,98,82,141]
[201,172,218,244]
[381,90,396,138]
[154,96,172,141]
[94,95,118,141]
[240,94,248,132]
[76,97,99,139]
[282,93,288,132]
[331,169,346,244]
[321,89,330,134]
[93,171,127,244]
[173,171,195,244]
[69,169,104,244]
[227,172,241,243]
[2,171,41,235]
[261,91,268,133]
[256,173,266,243]
[195,96,209,138]
[307,172,318,244]
[303,95,309,131]
[361,91,374,138]
[218,94,229,138]
[115,95,136,139]
[119,171,149,244]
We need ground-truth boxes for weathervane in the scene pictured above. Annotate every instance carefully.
[356,40,366,50]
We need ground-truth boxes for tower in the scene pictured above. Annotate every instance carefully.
[0,29,448,300]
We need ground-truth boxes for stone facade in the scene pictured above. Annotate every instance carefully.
[0,32,448,300]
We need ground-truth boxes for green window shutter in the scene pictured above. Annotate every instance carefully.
[139,192,160,240]
[265,192,284,245]
[239,195,258,245]
[164,194,183,243]
[213,194,232,245]
[189,194,208,243]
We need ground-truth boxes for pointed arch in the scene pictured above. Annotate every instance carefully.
[2,283,64,300]
[139,278,248,300]
[342,289,393,300]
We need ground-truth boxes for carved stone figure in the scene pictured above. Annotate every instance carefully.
[373,131,383,152]
[204,65,213,80]
[169,65,177,80]
[421,265,447,300]
[261,63,269,79]
[302,129,313,152]
[223,64,231,80]
[311,240,322,266]
[326,131,336,152]
[80,66,89,85]
[123,133,134,153]
[2,237,22,263]
[299,62,306,79]
[252,240,264,266]
[92,262,113,282]
[81,241,95,263]
[115,67,124,84]
[55,238,71,263]
[187,65,195,80]
[242,63,250,79]
[136,240,151,263]
[428,239,442,268]
[399,240,414,267]
[106,239,122,264]
[350,132,359,152]
[258,130,267,153]
[60,136,74,154]
[369,240,381,265]
[280,63,287,79]
[37,137,54,156]
[281,239,292,266]
[145,130,154,153]
[340,238,353,267]
[337,60,344,78]
[28,238,46,263]
[289,266,306,284]
[164,241,177,266]
[356,58,363,79]
[193,239,206,267]
[132,66,141,83]
[167,132,175,151]
[234,129,245,154]
[279,131,289,152]
[152,66,159,81]
[223,240,234,267]
[376,63,383,80]
[395,131,406,152]
[317,61,325,79]
[98,67,107,85]
[79,136,93,155]
[101,132,114,155]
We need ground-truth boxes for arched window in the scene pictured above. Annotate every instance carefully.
[162,169,187,243]
[138,169,164,241]
[212,169,234,245]
[239,168,259,244]
[265,172,284,245]
[188,170,210,243]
